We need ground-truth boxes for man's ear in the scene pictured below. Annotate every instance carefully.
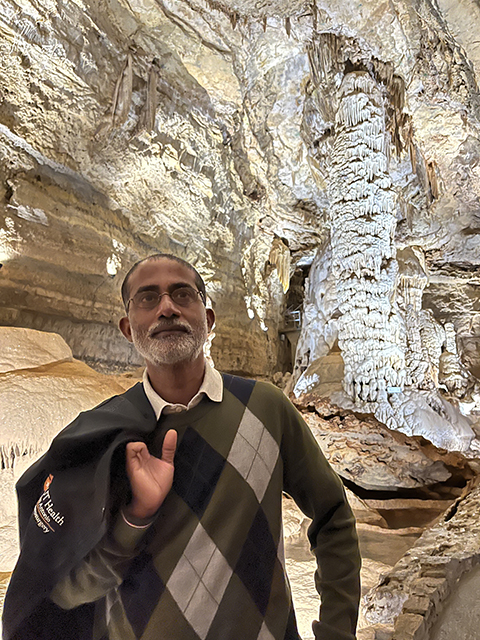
[206,308,215,333]
[119,316,133,343]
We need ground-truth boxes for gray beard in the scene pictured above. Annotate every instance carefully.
[131,322,207,366]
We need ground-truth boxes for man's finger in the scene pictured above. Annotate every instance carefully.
[126,441,148,458]
[162,430,177,465]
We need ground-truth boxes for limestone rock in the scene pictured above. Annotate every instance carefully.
[0,0,479,386]
[362,498,455,530]
[0,520,18,578]
[294,394,475,491]
[282,495,307,539]
[0,327,72,373]
[357,523,424,567]
[285,556,318,640]
[428,564,480,640]
[362,480,480,638]
[0,360,134,471]
[345,491,389,528]
[0,353,138,571]
[294,353,344,398]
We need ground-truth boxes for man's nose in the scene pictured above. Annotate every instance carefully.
[155,293,180,318]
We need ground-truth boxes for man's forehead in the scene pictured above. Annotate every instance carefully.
[129,258,196,291]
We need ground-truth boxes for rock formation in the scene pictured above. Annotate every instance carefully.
[1,0,480,636]
[0,0,478,393]
[362,479,480,640]
[293,393,476,493]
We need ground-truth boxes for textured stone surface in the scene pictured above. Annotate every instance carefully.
[363,480,480,639]
[0,0,479,390]
[293,394,476,492]
[428,564,480,640]
[0,326,72,373]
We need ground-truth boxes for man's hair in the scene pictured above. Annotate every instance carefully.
[121,254,207,309]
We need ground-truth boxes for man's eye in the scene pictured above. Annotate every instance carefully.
[174,288,191,300]
[138,292,158,304]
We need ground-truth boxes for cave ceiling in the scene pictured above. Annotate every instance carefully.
[0,0,479,384]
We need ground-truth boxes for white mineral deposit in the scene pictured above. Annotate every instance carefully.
[1,0,480,637]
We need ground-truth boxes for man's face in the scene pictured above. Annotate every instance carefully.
[119,258,214,367]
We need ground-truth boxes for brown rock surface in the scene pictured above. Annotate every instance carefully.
[0,326,73,373]
[293,394,475,492]
[362,479,480,639]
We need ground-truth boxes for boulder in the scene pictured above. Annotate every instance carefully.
[294,394,476,492]
[362,480,480,637]
[0,327,72,374]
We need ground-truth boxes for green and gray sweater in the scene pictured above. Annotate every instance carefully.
[51,376,360,640]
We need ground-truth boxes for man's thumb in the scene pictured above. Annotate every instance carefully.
[162,429,177,465]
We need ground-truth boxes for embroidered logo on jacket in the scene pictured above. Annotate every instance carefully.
[33,475,65,534]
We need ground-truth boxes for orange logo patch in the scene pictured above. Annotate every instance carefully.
[43,474,54,492]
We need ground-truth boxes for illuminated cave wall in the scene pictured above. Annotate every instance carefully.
[0,0,479,439]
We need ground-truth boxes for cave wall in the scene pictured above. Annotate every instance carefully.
[0,0,479,389]
[0,0,321,375]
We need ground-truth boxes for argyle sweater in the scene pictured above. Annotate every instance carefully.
[18,376,360,640]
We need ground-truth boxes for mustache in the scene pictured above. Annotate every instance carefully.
[148,320,191,337]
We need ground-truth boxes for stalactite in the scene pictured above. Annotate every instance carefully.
[426,159,440,199]
[439,322,471,396]
[329,71,405,403]
[312,1,317,31]
[306,43,321,87]
[418,310,445,386]
[143,62,158,133]
[230,12,238,29]
[269,236,291,293]
[0,442,44,470]
[111,51,133,128]
[397,249,431,388]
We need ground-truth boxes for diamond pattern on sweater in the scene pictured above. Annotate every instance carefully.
[222,374,256,406]
[167,523,233,640]
[235,507,277,616]
[227,407,279,502]
[119,549,165,639]
[174,427,226,518]
[258,622,276,640]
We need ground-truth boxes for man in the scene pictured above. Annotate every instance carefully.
[3,254,360,640]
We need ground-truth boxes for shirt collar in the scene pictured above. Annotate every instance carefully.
[142,364,223,420]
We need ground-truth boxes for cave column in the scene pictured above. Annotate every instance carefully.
[329,71,405,403]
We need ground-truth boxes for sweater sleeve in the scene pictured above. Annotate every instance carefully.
[49,513,150,610]
[280,394,361,640]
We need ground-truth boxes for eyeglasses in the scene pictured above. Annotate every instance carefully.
[127,287,206,311]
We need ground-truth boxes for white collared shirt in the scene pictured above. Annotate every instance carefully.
[142,364,223,420]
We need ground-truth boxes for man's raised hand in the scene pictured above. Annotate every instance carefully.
[124,429,177,522]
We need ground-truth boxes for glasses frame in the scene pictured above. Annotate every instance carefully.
[127,286,206,312]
